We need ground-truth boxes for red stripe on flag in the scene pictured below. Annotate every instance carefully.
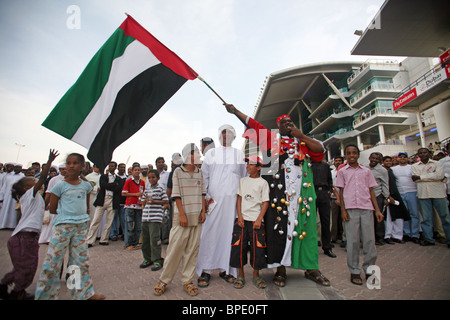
[120,15,198,80]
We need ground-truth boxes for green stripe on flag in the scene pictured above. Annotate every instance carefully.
[42,28,135,139]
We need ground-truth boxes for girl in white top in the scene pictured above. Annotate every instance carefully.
[0,149,59,300]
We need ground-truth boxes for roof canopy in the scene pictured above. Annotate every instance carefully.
[351,0,450,58]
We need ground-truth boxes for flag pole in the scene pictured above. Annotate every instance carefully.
[197,76,228,106]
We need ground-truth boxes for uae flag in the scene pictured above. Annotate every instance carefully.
[42,15,197,171]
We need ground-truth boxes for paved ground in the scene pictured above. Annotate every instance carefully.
[1,229,449,302]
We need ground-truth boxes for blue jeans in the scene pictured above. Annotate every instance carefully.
[110,205,126,241]
[401,192,421,238]
[418,198,450,244]
[124,208,142,247]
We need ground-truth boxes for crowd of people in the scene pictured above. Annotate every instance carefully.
[0,103,449,299]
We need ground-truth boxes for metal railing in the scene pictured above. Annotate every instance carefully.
[394,63,443,99]
[352,107,397,127]
[347,59,399,85]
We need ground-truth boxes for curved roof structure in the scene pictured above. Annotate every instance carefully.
[253,61,363,130]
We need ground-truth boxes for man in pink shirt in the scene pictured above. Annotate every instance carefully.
[335,144,383,286]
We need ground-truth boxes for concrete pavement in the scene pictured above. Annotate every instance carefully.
[1,229,449,301]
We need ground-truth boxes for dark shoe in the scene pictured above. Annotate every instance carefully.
[110,237,118,241]
[403,235,411,242]
[384,238,395,245]
[340,241,347,248]
[151,261,163,271]
[140,260,152,269]
[375,240,385,246]
[392,238,405,244]
[412,237,420,244]
[420,240,435,246]
[88,244,94,248]
[324,249,337,258]
[99,242,109,246]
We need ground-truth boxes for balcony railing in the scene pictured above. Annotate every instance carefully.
[325,127,353,140]
[352,107,398,127]
[347,59,399,85]
[350,82,396,106]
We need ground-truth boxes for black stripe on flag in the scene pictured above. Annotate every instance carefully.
[87,63,187,170]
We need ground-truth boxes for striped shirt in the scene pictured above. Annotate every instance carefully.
[171,165,206,227]
[141,184,168,223]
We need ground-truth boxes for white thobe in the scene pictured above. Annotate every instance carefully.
[0,172,25,229]
[195,146,247,277]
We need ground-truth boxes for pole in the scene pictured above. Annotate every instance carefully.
[197,76,228,105]
[416,112,425,148]
[15,143,25,163]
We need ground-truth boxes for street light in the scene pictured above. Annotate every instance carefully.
[15,143,25,163]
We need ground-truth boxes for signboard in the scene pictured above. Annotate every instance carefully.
[440,48,450,66]
[393,88,417,110]
[393,65,449,110]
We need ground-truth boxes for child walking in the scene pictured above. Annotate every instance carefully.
[34,153,105,300]
[0,149,58,300]
[154,143,206,297]
[230,156,269,289]
[139,169,169,271]
[335,145,384,286]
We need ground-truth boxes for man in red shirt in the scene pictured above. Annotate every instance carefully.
[224,103,330,287]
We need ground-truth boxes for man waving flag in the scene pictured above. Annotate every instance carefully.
[42,15,198,171]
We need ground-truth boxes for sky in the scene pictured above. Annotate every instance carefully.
[0,0,397,169]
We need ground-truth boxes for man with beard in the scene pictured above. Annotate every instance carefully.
[223,103,330,287]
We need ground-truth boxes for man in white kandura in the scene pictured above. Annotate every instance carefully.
[196,124,247,287]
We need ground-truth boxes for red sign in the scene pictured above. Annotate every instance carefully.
[393,88,417,110]
[445,64,450,78]
[440,48,450,66]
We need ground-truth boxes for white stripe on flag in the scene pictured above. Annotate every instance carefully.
[71,40,159,148]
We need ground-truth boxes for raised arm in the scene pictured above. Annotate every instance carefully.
[34,149,59,197]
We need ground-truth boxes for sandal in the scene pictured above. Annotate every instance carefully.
[154,280,167,296]
[233,276,245,289]
[273,272,286,287]
[197,272,211,288]
[183,281,199,296]
[305,270,331,286]
[253,277,266,289]
[350,274,363,286]
[219,271,236,284]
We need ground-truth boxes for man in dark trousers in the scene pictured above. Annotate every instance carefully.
[311,160,336,258]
